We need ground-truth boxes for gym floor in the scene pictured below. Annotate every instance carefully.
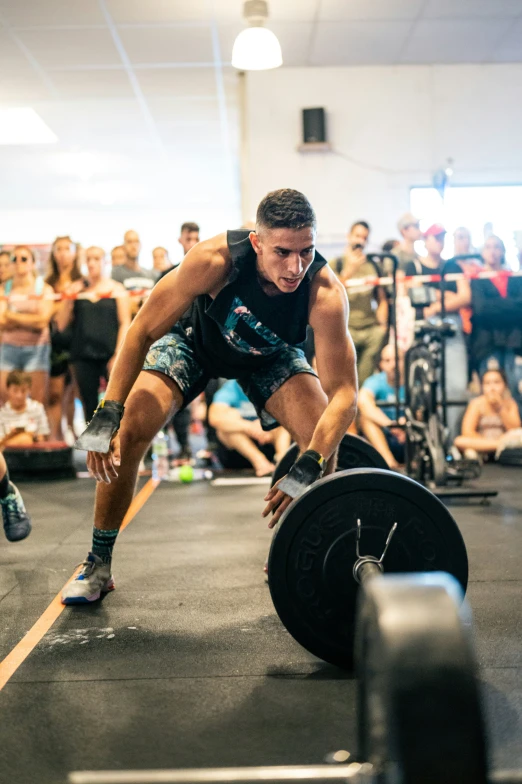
[0,465,521,784]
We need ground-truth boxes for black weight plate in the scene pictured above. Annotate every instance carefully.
[268,468,468,669]
[356,573,488,784]
[271,433,388,487]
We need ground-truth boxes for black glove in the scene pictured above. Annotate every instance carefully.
[277,450,325,499]
[74,400,125,453]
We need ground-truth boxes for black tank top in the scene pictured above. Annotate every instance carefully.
[70,297,119,362]
[190,230,327,377]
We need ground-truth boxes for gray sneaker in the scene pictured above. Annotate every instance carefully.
[1,483,32,542]
[61,553,115,605]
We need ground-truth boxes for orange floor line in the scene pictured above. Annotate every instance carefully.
[0,477,160,691]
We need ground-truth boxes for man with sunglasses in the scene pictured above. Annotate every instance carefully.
[395,212,423,272]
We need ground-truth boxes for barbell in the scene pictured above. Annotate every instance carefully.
[68,439,520,784]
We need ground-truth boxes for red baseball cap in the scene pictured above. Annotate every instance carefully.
[423,223,446,239]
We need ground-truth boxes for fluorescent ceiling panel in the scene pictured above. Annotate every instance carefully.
[0,107,58,145]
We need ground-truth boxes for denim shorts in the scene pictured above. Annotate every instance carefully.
[143,327,317,430]
[0,342,51,373]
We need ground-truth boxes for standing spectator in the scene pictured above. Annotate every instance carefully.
[453,226,474,256]
[0,247,54,404]
[111,245,126,268]
[45,236,83,441]
[330,221,387,386]
[179,222,200,256]
[111,230,155,318]
[394,213,423,272]
[404,224,470,437]
[470,235,522,409]
[152,247,171,278]
[382,239,400,254]
[57,247,131,421]
[0,250,12,285]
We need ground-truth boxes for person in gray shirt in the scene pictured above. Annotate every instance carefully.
[111,230,155,317]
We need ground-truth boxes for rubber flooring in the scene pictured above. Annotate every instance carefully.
[0,464,521,783]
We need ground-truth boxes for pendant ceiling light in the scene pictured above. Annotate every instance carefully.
[232,0,282,71]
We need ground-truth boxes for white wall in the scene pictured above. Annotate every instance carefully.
[2,203,239,270]
[245,64,522,254]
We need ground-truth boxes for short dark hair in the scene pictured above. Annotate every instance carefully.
[350,220,370,234]
[382,239,399,253]
[181,222,199,234]
[0,249,10,259]
[256,189,316,232]
[7,370,32,388]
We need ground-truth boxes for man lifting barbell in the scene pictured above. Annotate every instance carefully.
[62,188,357,604]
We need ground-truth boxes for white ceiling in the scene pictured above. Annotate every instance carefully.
[0,0,521,214]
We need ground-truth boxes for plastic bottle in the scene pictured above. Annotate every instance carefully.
[151,430,169,480]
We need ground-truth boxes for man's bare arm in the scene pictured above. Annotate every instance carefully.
[103,234,230,406]
[307,267,358,459]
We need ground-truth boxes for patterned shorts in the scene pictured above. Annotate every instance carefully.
[143,327,317,430]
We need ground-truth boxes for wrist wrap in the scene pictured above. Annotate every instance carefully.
[74,399,125,454]
[277,450,325,499]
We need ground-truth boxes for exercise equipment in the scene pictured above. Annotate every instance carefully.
[5,441,75,480]
[271,434,388,488]
[268,468,468,669]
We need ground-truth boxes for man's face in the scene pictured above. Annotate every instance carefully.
[402,221,422,242]
[111,247,126,267]
[250,226,316,294]
[380,345,404,383]
[425,234,445,256]
[179,230,199,255]
[453,228,471,253]
[124,231,141,262]
[348,224,369,250]
[8,384,29,411]
[153,248,169,271]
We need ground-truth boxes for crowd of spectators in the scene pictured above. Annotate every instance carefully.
[0,211,521,474]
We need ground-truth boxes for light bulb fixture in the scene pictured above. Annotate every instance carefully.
[232,0,282,71]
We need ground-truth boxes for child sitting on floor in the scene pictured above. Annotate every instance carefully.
[0,370,50,449]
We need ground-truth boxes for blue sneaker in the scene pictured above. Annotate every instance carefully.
[61,553,115,604]
[1,483,32,542]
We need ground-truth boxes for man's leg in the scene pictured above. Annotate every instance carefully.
[270,426,292,464]
[93,370,183,531]
[264,373,336,472]
[359,416,399,468]
[216,429,275,476]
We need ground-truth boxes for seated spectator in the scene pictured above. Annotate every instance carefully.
[0,370,50,448]
[209,380,291,476]
[454,369,521,460]
[110,245,126,268]
[330,221,387,386]
[57,246,131,421]
[0,246,54,404]
[0,250,12,284]
[394,213,423,272]
[404,224,470,438]
[358,344,406,469]
[470,235,522,409]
